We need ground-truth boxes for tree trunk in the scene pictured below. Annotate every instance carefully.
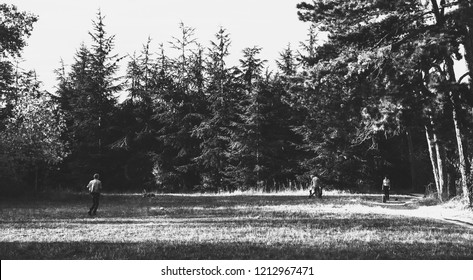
[425,120,447,201]
[460,0,473,207]
[451,92,470,200]
[446,55,472,203]
[459,0,473,90]
[425,125,440,194]
[433,130,447,201]
[430,0,443,25]
[406,128,417,191]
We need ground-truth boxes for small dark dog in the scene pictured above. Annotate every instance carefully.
[142,189,156,198]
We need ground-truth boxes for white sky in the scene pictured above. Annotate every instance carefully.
[5,0,311,93]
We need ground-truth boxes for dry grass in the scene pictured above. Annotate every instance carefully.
[0,192,472,259]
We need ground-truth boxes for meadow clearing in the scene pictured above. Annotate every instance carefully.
[0,191,472,259]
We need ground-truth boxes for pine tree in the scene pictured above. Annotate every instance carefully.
[192,27,240,192]
[228,46,267,189]
[153,22,204,191]
[111,38,159,190]
[56,10,122,187]
[277,44,298,76]
[296,0,473,203]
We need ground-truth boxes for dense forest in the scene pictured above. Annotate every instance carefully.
[1,1,472,206]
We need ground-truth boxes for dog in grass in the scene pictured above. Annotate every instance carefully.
[142,189,156,198]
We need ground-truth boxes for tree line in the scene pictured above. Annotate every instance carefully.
[0,1,472,206]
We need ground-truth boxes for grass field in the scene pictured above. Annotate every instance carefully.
[1,191,472,259]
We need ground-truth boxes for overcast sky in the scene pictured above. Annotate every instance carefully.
[6,0,311,93]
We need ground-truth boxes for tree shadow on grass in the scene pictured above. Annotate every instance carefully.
[0,193,415,209]
[0,194,419,222]
[1,239,472,260]
[1,211,455,231]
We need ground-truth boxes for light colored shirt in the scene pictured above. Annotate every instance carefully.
[383,178,391,188]
[87,179,102,193]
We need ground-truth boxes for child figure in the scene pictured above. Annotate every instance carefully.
[309,175,322,198]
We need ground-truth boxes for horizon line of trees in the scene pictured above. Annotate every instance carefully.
[1,2,472,206]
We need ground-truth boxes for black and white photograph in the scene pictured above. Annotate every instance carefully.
[1,0,472,269]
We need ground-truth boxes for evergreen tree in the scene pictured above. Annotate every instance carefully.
[153,22,204,191]
[295,1,422,189]
[257,74,307,191]
[192,27,242,192]
[56,10,122,188]
[228,46,267,189]
[112,38,159,190]
[296,0,473,203]
[277,44,298,76]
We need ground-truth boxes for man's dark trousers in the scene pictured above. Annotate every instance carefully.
[382,187,389,203]
[89,192,100,215]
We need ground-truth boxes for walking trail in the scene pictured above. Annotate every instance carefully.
[373,194,473,230]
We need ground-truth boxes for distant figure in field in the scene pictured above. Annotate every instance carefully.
[86,173,102,216]
[309,175,322,198]
[382,176,391,203]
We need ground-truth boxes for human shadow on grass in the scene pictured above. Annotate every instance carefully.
[1,239,472,260]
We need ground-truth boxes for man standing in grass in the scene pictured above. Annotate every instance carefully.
[382,176,391,203]
[86,173,102,216]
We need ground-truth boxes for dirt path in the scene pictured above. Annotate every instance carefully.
[371,194,473,230]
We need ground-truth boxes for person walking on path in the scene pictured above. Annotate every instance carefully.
[382,176,391,203]
[86,173,102,216]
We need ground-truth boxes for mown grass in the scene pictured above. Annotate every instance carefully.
[0,192,472,259]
